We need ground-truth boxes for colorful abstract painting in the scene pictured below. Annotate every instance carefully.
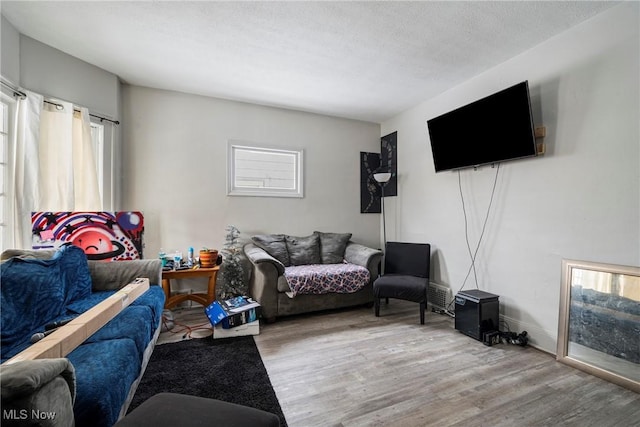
[31,211,144,261]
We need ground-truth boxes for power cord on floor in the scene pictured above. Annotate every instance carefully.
[171,321,212,339]
[162,311,212,339]
[432,307,455,318]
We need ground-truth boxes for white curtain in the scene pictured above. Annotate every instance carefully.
[11,90,102,248]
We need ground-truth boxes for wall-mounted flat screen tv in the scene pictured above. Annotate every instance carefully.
[427,81,537,173]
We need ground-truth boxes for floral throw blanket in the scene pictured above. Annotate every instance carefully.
[284,263,370,297]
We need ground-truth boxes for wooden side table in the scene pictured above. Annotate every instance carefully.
[161,266,220,309]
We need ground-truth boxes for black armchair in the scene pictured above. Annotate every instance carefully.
[373,242,431,324]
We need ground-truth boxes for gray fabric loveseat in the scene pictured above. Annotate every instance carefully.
[244,231,382,321]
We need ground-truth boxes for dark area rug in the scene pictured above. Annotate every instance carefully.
[128,336,287,426]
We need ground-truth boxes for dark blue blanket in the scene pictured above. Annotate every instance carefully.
[1,246,165,427]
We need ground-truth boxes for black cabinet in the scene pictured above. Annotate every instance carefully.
[454,289,499,341]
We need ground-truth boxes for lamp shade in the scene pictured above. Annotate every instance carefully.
[373,172,392,183]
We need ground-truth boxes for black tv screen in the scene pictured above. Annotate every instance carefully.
[427,81,537,172]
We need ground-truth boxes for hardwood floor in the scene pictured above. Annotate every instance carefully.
[253,300,640,427]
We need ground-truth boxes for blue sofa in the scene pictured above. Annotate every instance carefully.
[0,246,165,427]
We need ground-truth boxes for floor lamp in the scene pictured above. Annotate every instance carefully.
[373,171,392,250]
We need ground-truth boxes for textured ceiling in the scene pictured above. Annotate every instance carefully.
[1,1,617,123]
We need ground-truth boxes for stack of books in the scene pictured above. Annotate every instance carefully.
[205,296,261,339]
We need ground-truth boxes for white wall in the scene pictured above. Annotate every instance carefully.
[1,15,20,84]
[380,3,639,353]
[121,85,381,259]
[20,36,120,120]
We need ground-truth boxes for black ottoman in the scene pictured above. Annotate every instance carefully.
[116,393,281,427]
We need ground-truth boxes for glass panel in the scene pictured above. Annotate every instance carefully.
[0,100,9,252]
[234,148,296,190]
[0,102,6,134]
[0,133,5,164]
[228,142,303,198]
[567,267,640,383]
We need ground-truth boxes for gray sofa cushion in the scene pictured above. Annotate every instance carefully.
[0,358,76,401]
[252,234,290,266]
[244,244,285,276]
[314,231,352,264]
[0,358,76,427]
[277,275,291,293]
[285,234,321,266]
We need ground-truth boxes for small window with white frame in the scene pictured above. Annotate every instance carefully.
[227,141,304,198]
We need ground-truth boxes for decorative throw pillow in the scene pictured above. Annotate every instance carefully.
[54,245,93,303]
[285,234,321,266]
[314,231,352,264]
[252,234,291,266]
[1,255,67,358]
